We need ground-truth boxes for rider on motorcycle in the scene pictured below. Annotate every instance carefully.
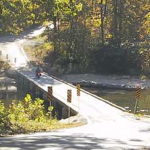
[35,65,43,78]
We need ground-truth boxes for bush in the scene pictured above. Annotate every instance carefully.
[0,101,11,134]
[90,43,141,75]
[0,94,55,135]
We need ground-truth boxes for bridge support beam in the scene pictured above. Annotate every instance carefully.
[17,74,22,90]
[62,107,68,119]
[23,79,29,94]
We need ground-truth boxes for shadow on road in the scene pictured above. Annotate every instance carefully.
[0,133,131,150]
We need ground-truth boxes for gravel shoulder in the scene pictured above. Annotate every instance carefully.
[61,74,149,89]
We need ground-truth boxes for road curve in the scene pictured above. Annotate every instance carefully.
[0,27,150,150]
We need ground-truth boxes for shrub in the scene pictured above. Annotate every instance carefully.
[90,43,141,75]
[0,101,11,134]
[0,94,55,135]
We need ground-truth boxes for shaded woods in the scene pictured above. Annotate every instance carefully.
[0,0,150,75]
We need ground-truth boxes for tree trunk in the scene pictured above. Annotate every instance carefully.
[52,16,59,64]
[113,0,118,42]
[118,0,124,46]
[100,0,104,44]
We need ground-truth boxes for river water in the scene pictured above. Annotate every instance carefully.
[0,89,25,108]
[1,81,150,115]
[83,87,150,115]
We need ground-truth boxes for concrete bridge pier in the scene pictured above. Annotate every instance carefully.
[23,79,30,94]
[17,74,23,90]
[62,107,68,119]
[17,74,27,92]
[29,84,36,99]
[49,101,63,119]
[34,86,44,100]
[0,91,2,99]
[28,82,34,96]
[0,84,4,99]
[17,74,37,99]
[6,85,9,100]
[43,92,47,100]
[38,90,44,99]
[34,86,40,99]
[51,100,58,118]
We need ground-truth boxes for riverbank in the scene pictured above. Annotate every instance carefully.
[60,74,150,89]
[60,74,150,116]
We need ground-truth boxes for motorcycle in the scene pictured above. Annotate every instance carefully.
[35,66,43,79]
[36,71,41,78]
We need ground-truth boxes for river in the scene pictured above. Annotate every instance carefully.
[1,82,150,115]
[83,87,150,115]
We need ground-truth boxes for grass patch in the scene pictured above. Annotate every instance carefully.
[24,35,53,64]
[2,119,83,136]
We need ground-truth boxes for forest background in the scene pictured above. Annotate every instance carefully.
[0,0,150,75]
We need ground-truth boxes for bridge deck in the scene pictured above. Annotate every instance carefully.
[18,68,128,123]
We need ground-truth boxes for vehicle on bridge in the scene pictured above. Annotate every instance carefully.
[35,66,42,78]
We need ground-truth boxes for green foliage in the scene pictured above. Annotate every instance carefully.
[24,41,53,64]
[139,42,150,75]
[0,94,57,135]
[0,101,10,134]
[0,0,44,35]
[42,0,150,75]
[56,22,91,73]
[1,0,150,75]
[90,43,141,74]
[9,94,48,123]
[0,94,82,135]
[141,75,147,81]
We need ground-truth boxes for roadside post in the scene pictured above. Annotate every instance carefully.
[6,54,8,60]
[67,89,72,123]
[47,86,53,119]
[14,57,17,63]
[134,85,141,114]
[76,84,81,111]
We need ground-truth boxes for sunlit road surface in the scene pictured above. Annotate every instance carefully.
[0,27,150,150]
[0,26,46,68]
